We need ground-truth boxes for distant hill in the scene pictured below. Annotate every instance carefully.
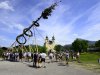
[87,41,96,46]
[76,38,96,46]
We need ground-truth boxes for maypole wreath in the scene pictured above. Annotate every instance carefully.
[16,34,26,44]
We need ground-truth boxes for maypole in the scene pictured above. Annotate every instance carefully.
[15,1,61,52]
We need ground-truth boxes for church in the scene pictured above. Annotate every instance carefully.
[44,36,55,52]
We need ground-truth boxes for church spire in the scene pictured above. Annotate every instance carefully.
[45,36,48,40]
[52,35,55,40]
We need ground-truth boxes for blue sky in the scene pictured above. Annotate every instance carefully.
[0,0,100,47]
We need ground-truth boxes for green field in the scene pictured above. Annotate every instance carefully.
[80,52,100,64]
[78,52,100,72]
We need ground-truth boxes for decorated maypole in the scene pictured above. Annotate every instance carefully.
[15,1,61,52]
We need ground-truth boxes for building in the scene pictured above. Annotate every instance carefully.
[44,36,55,52]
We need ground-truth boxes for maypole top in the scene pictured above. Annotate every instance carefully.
[41,0,61,19]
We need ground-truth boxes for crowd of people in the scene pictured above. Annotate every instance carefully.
[1,50,80,68]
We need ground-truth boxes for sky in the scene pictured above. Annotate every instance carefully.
[0,0,100,47]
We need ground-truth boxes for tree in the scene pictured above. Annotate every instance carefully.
[81,40,88,52]
[38,46,47,53]
[72,39,88,52]
[63,44,72,51]
[0,48,3,57]
[1,47,8,50]
[54,44,63,52]
[95,40,100,47]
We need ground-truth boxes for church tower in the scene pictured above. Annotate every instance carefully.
[45,36,49,48]
[44,36,55,52]
[52,35,55,49]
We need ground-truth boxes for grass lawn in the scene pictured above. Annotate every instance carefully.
[80,52,100,64]
[78,52,100,73]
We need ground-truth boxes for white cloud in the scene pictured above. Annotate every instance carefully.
[13,24,25,31]
[73,33,78,37]
[0,20,25,34]
[0,15,25,34]
[0,35,14,47]
[87,2,100,23]
[0,1,14,11]
[80,24,100,40]
[79,2,100,41]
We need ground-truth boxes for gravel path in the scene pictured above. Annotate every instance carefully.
[0,60,99,75]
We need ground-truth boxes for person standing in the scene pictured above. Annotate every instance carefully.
[76,52,80,63]
[31,52,33,62]
[49,52,53,63]
[33,52,38,67]
[19,51,23,62]
[40,52,47,68]
[65,51,69,65]
[55,52,58,62]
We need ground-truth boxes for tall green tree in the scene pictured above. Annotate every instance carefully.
[38,46,47,53]
[72,39,88,52]
[95,40,100,47]
[0,48,3,57]
[54,44,63,52]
